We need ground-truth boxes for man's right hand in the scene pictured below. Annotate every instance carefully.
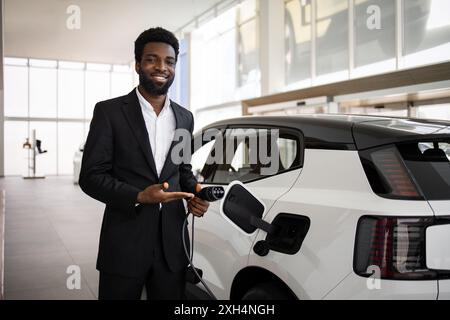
[136,182,194,204]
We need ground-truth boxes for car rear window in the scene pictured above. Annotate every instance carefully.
[359,140,450,200]
[397,141,450,201]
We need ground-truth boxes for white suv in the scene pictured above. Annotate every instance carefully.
[188,114,450,300]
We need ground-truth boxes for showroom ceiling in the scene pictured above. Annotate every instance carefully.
[4,0,224,64]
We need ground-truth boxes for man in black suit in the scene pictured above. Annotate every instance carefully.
[79,27,209,300]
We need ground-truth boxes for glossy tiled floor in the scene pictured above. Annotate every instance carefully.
[0,176,103,300]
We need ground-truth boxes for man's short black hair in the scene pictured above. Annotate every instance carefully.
[134,27,180,63]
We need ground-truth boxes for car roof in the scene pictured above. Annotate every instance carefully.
[202,114,450,150]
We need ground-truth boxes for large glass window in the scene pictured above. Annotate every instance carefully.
[85,70,110,119]
[238,19,259,87]
[169,39,189,107]
[403,0,450,67]
[191,8,237,110]
[237,0,259,95]
[282,0,449,89]
[190,0,259,111]
[415,104,450,121]
[111,65,133,97]
[353,0,396,76]
[58,69,84,119]
[4,121,29,176]
[4,57,133,176]
[29,67,57,118]
[285,0,312,85]
[339,104,408,117]
[4,65,28,117]
[316,0,349,83]
[195,104,242,132]
[29,121,57,176]
[57,122,84,175]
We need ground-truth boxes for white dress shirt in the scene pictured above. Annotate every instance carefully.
[136,87,176,178]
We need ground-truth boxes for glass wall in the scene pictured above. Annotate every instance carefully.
[3,57,134,176]
[58,68,84,119]
[285,0,450,87]
[169,38,190,107]
[191,8,238,111]
[194,103,243,133]
[190,0,260,112]
[415,103,450,121]
[353,0,396,76]
[237,0,260,92]
[339,104,408,117]
[29,121,57,176]
[4,121,28,176]
[85,65,111,119]
[285,0,312,85]
[315,0,349,83]
[403,0,450,67]
[29,65,57,118]
[111,65,134,98]
[57,122,85,175]
[4,64,28,117]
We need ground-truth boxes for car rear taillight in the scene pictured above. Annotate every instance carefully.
[359,146,423,200]
[354,216,438,280]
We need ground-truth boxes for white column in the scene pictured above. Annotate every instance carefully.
[259,0,285,96]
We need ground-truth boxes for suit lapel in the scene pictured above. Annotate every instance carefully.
[121,89,158,179]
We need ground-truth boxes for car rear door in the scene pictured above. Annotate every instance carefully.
[189,125,303,298]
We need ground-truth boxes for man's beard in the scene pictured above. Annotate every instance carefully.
[139,70,174,96]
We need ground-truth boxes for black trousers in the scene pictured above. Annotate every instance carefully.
[98,260,186,300]
[98,208,186,300]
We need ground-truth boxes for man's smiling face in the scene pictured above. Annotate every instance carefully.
[136,42,176,96]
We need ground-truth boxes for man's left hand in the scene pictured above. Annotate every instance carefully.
[187,184,210,217]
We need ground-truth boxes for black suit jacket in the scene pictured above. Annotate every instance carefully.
[79,89,197,277]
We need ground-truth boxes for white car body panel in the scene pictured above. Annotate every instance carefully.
[429,201,450,216]
[195,148,440,299]
[323,273,437,300]
[439,280,450,300]
[248,150,436,299]
[192,169,301,299]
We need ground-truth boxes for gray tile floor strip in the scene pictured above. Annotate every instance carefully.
[0,177,102,300]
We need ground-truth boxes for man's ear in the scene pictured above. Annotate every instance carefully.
[135,62,140,74]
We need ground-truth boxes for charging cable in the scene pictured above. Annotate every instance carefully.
[182,186,225,300]
[182,212,217,299]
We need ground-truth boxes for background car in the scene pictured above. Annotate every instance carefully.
[73,143,84,184]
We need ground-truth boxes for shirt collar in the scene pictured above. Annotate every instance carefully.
[135,86,171,116]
